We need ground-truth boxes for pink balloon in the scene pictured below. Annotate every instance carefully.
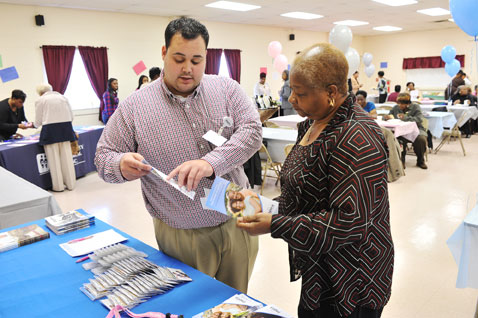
[273,54,288,72]
[268,41,282,58]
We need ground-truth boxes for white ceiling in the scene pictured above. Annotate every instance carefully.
[2,0,457,36]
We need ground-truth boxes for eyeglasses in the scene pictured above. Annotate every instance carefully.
[397,100,411,104]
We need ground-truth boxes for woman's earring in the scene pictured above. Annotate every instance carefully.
[329,98,335,108]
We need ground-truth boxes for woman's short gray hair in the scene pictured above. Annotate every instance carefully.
[36,83,53,96]
[291,43,348,94]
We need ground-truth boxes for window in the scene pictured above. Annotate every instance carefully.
[218,52,230,78]
[63,49,100,110]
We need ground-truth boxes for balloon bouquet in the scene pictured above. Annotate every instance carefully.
[449,0,478,76]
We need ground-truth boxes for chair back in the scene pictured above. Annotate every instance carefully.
[263,121,280,128]
[421,117,429,131]
[284,144,294,156]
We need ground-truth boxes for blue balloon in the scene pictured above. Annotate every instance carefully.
[441,45,456,63]
[445,59,461,77]
[450,0,478,37]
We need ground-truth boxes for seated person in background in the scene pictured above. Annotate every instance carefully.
[451,85,477,106]
[385,92,428,169]
[0,89,33,141]
[254,72,271,97]
[387,85,401,102]
[406,82,421,102]
[355,90,377,118]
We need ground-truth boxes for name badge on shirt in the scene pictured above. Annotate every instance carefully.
[203,130,227,147]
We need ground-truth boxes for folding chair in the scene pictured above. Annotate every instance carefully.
[434,113,466,156]
[259,143,282,194]
[284,144,294,157]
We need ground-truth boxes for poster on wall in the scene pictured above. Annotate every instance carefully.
[132,60,147,75]
[0,66,19,83]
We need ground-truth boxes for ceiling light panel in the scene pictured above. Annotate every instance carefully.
[372,0,417,6]
[417,8,450,16]
[205,1,261,12]
[333,20,369,26]
[280,12,323,20]
[373,25,403,31]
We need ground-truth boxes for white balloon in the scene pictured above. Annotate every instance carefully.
[363,52,373,67]
[329,25,353,53]
[345,47,360,78]
[365,64,376,78]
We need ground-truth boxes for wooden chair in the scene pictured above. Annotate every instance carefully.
[259,143,282,194]
[284,144,294,157]
[406,117,429,161]
[263,121,280,128]
[434,113,466,156]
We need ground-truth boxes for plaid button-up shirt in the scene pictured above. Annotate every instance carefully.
[95,74,262,229]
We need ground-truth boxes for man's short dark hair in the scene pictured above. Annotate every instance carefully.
[395,85,401,93]
[457,70,464,76]
[260,72,266,79]
[165,17,209,49]
[378,71,385,77]
[356,90,367,98]
[149,67,161,80]
[11,89,26,101]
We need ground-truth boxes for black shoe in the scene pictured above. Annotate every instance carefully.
[416,162,428,169]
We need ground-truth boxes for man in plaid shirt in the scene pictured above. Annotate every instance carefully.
[95,17,262,293]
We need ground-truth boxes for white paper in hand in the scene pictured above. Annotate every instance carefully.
[143,159,196,200]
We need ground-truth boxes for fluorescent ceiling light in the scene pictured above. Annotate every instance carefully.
[205,1,260,11]
[280,12,323,20]
[373,25,403,32]
[417,7,450,16]
[333,20,369,26]
[372,0,417,6]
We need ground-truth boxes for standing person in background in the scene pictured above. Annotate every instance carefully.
[445,70,465,100]
[406,82,422,102]
[101,78,119,124]
[377,71,388,103]
[350,71,363,94]
[0,89,33,141]
[137,75,149,90]
[149,67,162,82]
[279,70,295,116]
[95,17,262,294]
[34,84,76,192]
[254,72,271,97]
[387,85,401,102]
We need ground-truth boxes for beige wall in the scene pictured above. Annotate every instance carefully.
[0,3,344,125]
[0,3,473,126]
[359,27,475,94]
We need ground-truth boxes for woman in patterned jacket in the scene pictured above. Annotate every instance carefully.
[237,43,394,318]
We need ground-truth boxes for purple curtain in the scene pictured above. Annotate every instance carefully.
[205,49,223,75]
[41,45,76,94]
[403,55,465,69]
[78,46,108,121]
[224,49,241,83]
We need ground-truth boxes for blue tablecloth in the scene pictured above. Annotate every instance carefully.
[0,126,103,190]
[0,211,241,317]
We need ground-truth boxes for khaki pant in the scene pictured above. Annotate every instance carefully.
[153,217,258,293]
[44,141,76,192]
